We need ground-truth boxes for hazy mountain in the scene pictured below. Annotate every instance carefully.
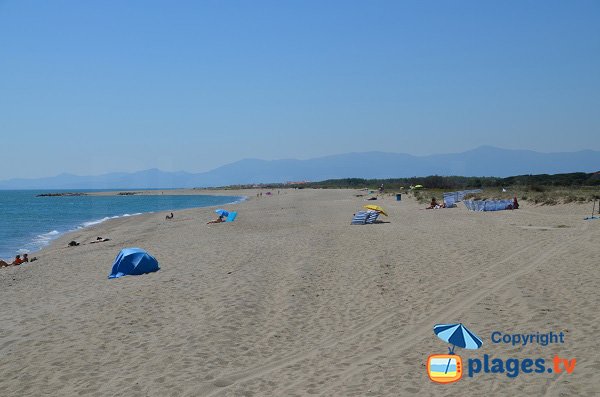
[0,146,598,189]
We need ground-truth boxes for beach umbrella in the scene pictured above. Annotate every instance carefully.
[215,209,229,217]
[363,204,388,216]
[434,323,482,353]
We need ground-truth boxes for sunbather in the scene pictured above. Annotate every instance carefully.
[207,215,225,224]
[90,237,111,243]
[0,255,23,267]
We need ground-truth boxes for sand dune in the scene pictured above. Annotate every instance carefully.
[1,189,598,396]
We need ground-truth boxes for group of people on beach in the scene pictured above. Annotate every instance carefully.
[0,253,35,268]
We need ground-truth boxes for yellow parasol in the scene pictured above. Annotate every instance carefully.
[363,204,388,216]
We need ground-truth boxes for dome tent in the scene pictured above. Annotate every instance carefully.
[108,248,160,279]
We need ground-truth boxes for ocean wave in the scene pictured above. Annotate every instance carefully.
[81,212,142,228]
[35,230,60,242]
[227,196,248,205]
[83,217,111,227]
[24,230,63,251]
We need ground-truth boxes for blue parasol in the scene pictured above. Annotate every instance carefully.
[215,209,229,217]
[434,323,482,374]
[434,323,482,352]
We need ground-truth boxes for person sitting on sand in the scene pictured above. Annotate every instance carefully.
[207,215,225,224]
[426,197,446,209]
[22,253,37,262]
[165,212,174,220]
[427,197,438,209]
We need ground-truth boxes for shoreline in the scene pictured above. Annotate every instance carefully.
[2,189,250,260]
[20,187,259,266]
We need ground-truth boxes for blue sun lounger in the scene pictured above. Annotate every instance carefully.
[351,211,369,225]
[365,210,379,224]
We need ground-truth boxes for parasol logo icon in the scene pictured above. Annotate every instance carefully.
[427,323,483,384]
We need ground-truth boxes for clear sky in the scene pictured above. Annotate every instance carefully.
[1,0,599,179]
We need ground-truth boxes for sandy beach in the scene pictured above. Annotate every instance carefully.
[1,189,598,396]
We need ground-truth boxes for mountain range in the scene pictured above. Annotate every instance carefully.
[1,146,598,189]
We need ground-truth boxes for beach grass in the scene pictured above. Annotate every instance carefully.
[405,186,600,206]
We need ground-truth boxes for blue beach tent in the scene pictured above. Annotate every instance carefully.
[108,248,160,279]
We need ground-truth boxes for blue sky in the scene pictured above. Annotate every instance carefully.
[1,0,599,179]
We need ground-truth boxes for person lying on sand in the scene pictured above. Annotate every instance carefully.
[90,237,111,244]
[207,215,225,224]
[0,255,24,268]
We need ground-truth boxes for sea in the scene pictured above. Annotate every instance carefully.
[0,190,244,260]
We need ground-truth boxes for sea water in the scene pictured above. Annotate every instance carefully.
[0,190,243,259]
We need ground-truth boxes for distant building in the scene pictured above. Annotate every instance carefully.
[285,181,310,185]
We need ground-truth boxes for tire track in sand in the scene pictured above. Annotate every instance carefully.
[193,231,561,396]
[309,226,584,395]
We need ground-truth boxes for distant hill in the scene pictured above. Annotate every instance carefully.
[0,146,598,189]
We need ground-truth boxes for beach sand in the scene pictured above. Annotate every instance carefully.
[1,189,598,396]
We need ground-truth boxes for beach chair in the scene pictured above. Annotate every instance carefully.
[365,210,379,224]
[351,211,369,225]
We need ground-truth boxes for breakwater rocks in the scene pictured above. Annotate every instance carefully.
[36,193,87,197]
